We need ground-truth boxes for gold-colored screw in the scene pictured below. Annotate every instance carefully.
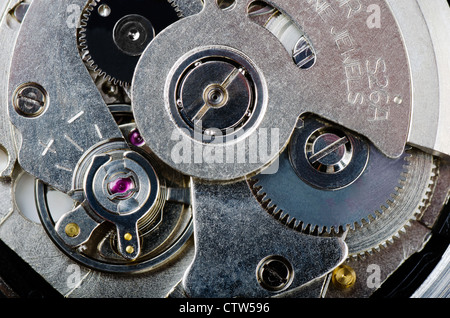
[65,223,80,238]
[124,233,133,241]
[126,245,135,254]
[332,264,356,289]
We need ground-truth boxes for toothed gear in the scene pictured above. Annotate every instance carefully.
[78,0,181,87]
[248,118,438,255]
[244,3,441,258]
[344,150,438,256]
[248,117,409,234]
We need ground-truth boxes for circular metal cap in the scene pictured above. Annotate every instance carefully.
[289,119,369,190]
[113,14,155,57]
[176,58,254,132]
[306,128,353,174]
[13,83,48,117]
[84,150,161,260]
[256,255,294,292]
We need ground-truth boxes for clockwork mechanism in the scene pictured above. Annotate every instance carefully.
[0,0,448,300]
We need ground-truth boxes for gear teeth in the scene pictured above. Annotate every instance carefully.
[347,152,410,234]
[350,156,437,259]
[367,213,376,224]
[413,159,438,220]
[264,205,275,215]
[247,178,259,189]
[364,152,411,229]
[249,145,438,260]
[278,211,290,225]
[286,217,297,229]
[78,0,182,88]
[359,217,369,228]
[261,198,273,210]
[80,0,98,29]
[292,219,301,230]
[309,224,319,234]
[167,0,185,18]
[271,209,282,220]
[322,225,333,235]
[303,223,313,234]
[78,1,121,85]
[293,221,305,232]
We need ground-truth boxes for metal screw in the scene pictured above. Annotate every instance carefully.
[257,255,294,292]
[126,245,135,254]
[293,36,316,69]
[65,223,80,238]
[124,233,133,241]
[332,264,356,289]
[101,81,118,96]
[309,134,349,165]
[306,129,352,174]
[13,83,48,117]
[113,14,154,57]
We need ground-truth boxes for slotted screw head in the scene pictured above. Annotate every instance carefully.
[256,255,294,292]
[13,83,48,117]
[332,264,356,289]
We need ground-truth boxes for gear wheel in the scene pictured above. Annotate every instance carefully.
[344,151,438,256]
[248,116,438,255]
[78,0,181,87]
[248,117,409,234]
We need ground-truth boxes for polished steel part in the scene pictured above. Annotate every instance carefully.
[0,0,448,299]
[248,3,316,69]
[37,179,194,275]
[412,246,450,298]
[344,150,437,255]
[388,0,450,159]
[258,0,412,159]
[288,117,370,190]
[171,48,261,134]
[176,180,347,297]
[249,121,410,234]
[0,0,22,178]
[132,0,414,183]
[74,149,163,261]
[35,110,194,273]
[250,120,439,258]
[8,0,124,194]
